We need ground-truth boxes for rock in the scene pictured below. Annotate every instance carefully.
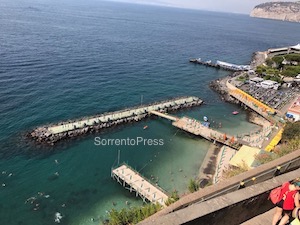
[250,2,300,23]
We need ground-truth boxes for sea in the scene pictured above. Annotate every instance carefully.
[0,0,300,224]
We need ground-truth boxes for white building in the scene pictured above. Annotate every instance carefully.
[260,80,280,89]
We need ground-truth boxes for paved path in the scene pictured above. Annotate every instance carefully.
[213,145,237,184]
[149,111,178,121]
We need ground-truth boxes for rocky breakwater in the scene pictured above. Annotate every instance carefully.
[29,96,203,145]
[250,1,300,23]
[209,76,240,104]
[210,49,266,104]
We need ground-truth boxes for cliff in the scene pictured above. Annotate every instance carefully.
[250,1,300,23]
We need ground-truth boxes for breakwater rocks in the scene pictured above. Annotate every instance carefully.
[29,96,203,145]
[209,78,239,104]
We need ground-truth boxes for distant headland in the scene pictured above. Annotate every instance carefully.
[250,1,300,23]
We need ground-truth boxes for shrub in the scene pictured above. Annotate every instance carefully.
[282,121,300,141]
[223,162,249,178]
[255,152,279,164]
[107,203,162,225]
[165,190,179,206]
[188,179,199,193]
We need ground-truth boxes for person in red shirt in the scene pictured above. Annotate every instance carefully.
[272,180,300,225]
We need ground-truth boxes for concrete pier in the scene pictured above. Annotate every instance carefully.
[29,96,203,144]
[190,58,250,72]
[189,58,221,69]
[150,111,241,149]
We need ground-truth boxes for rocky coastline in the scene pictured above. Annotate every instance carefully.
[250,1,300,23]
[209,51,265,104]
[200,50,267,185]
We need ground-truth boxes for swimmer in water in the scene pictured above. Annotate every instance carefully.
[54,212,63,223]
[54,172,59,176]
[55,159,59,164]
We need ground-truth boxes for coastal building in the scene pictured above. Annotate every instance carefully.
[260,80,280,89]
[267,43,300,57]
[286,96,300,121]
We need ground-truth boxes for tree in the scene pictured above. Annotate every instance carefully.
[282,121,300,141]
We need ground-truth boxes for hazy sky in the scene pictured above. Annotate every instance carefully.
[109,0,296,14]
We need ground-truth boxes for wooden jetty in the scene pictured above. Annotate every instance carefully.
[29,96,203,144]
[111,163,169,206]
[150,111,241,149]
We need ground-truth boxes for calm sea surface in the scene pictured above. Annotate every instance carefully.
[0,0,300,224]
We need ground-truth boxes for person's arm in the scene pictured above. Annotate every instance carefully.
[294,192,300,207]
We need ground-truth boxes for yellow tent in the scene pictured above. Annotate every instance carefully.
[265,128,283,152]
[229,145,262,169]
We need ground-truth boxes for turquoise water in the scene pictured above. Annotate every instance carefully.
[1,0,300,224]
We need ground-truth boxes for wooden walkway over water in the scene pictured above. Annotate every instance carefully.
[111,164,169,206]
[150,111,240,149]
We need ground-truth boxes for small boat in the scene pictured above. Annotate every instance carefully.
[232,111,239,115]
[143,126,148,130]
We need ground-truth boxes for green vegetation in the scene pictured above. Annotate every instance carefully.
[223,162,249,178]
[107,203,162,225]
[188,179,199,193]
[284,54,300,62]
[255,152,278,164]
[256,53,300,77]
[282,121,300,142]
[236,76,246,82]
[165,190,179,206]
[282,65,300,77]
[236,73,249,82]
[255,122,300,164]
